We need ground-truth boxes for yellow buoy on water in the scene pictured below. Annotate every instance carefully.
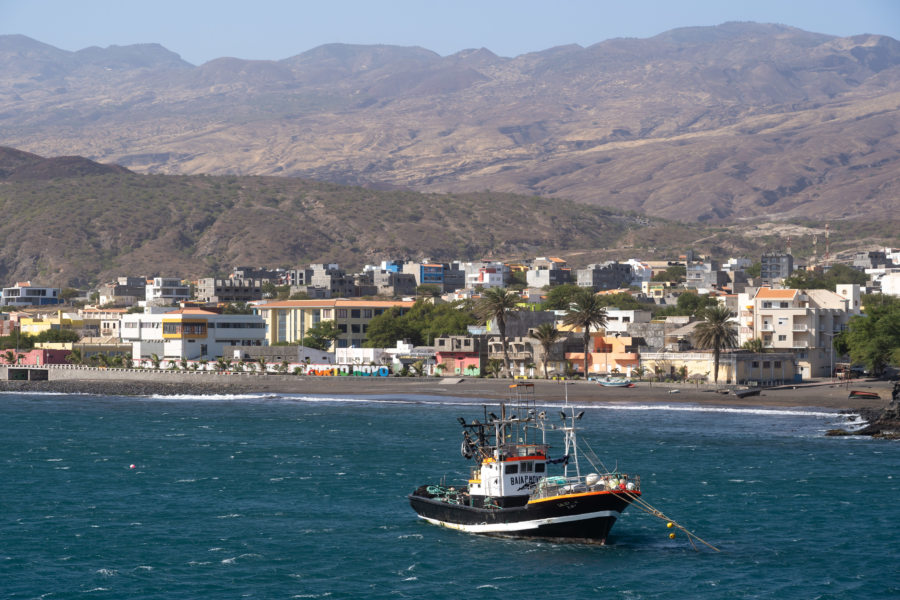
[667,522,674,528]
[669,532,676,539]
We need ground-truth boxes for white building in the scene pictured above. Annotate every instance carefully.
[625,259,653,287]
[120,307,266,360]
[1,282,61,307]
[145,277,191,305]
[738,285,861,380]
[604,309,652,335]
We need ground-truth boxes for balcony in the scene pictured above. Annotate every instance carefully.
[792,324,809,332]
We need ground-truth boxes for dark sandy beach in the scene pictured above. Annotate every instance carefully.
[1,372,892,412]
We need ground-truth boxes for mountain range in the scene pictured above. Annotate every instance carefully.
[3,22,900,222]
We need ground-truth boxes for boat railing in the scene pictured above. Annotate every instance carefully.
[498,443,549,458]
[530,473,640,500]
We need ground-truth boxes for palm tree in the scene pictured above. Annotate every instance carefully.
[485,358,504,379]
[693,305,738,384]
[562,289,608,378]
[531,322,562,379]
[475,287,520,377]
[742,338,765,353]
[150,353,161,369]
[64,348,82,365]
[3,349,17,364]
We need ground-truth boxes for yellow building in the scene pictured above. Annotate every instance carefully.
[640,350,798,385]
[18,311,85,336]
[255,299,415,350]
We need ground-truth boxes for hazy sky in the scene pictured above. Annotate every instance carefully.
[2,0,898,65]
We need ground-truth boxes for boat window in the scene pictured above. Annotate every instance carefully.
[535,463,545,472]
[521,462,533,473]
[505,464,518,474]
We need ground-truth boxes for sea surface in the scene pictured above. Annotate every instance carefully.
[1,391,898,599]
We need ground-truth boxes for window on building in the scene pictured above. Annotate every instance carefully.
[780,302,789,308]
[351,324,361,333]
[321,309,332,319]
[778,335,786,341]
[752,361,759,368]
[336,309,347,318]
[337,324,347,333]
[351,309,361,319]
[362,309,373,318]
[774,361,782,368]
[763,361,771,368]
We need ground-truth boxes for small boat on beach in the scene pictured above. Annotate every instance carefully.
[848,390,881,400]
[408,383,640,544]
[733,388,761,399]
[597,377,633,388]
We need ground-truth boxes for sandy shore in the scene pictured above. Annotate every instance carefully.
[2,373,893,412]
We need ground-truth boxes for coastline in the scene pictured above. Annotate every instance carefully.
[0,371,892,413]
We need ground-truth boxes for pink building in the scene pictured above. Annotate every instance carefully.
[0,348,72,366]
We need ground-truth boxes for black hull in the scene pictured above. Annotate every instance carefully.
[408,489,637,544]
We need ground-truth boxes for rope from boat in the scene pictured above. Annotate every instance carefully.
[621,491,720,552]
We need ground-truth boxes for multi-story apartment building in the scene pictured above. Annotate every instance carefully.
[738,285,860,379]
[576,262,634,292]
[1,282,61,307]
[120,307,267,360]
[526,257,572,288]
[760,252,793,286]
[254,299,415,350]
[98,277,147,307]
[145,277,191,305]
[195,278,265,303]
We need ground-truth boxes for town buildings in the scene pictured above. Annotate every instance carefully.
[254,299,415,350]
[120,307,266,361]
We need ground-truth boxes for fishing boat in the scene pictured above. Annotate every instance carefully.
[408,383,640,544]
[597,377,633,388]
[848,390,881,400]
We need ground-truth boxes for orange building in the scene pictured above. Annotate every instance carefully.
[565,333,641,376]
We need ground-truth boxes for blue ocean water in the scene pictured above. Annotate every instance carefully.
[1,391,898,599]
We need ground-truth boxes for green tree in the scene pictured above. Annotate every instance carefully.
[652,265,686,283]
[223,302,253,314]
[842,295,900,375]
[542,284,582,310]
[261,281,277,298]
[302,320,342,351]
[531,322,562,379]
[745,262,761,278]
[597,292,645,311]
[485,358,504,378]
[783,264,867,291]
[60,288,81,301]
[364,306,419,347]
[562,289,608,377]
[150,353,161,369]
[475,288,521,378]
[34,329,80,343]
[693,305,738,384]
[416,284,442,298]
